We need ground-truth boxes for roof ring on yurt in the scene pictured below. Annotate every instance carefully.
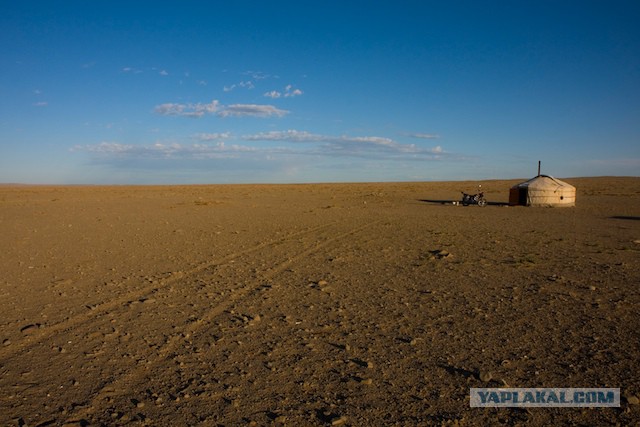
[509,162,576,207]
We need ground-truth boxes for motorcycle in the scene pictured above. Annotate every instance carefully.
[461,185,487,207]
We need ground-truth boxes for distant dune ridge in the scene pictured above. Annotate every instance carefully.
[1,177,639,426]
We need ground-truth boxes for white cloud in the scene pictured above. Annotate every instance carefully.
[242,130,444,157]
[244,130,398,147]
[154,100,221,118]
[154,100,288,118]
[75,132,440,160]
[73,130,445,176]
[347,136,397,147]
[243,71,271,80]
[264,90,281,99]
[73,142,133,153]
[121,67,143,74]
[264,85,303,99]
[154,103,186,116]
[407,133,440,139]
[218,104,289,118]
[73,141,254,160]
[159,70,169,76]
[33,101,48,107]
[286,89,303,97]
[192,132,232,141]
[244,130,324,142]
[195,101,221,114]
[225,71,279,93]
[224,80,255,92]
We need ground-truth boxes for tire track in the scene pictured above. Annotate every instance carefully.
[0,222,338,362]
[67,219,381,423]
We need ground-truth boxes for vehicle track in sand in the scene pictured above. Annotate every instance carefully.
[0,222,339,362]
[64,219,381,424]
[1,219,380,426]
[1,221,343,425]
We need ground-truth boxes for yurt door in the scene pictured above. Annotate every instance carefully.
[519,188,528,206]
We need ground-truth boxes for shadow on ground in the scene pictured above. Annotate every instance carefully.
[419,199,509,207]
[610,215,640,221]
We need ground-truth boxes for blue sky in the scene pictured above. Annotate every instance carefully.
[1,1,639,184]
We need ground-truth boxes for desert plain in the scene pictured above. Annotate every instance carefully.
[0,177,639,426]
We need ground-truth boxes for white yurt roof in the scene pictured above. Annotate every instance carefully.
[510,175,576,207]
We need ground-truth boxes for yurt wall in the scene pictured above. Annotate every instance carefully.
[509,175,576,207]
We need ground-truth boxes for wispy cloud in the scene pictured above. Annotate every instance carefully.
[264,84,303,99]
[244,130,324,142]
[121,66,143,74]
[33,89,46,106]
[218,104,289,118]
[263,90,281,99]
[154,101,288,118]
[243,130,444,157]
[154,101,221,118]
[223,80,255,92]
[73,141,254,160]
[224,71,276,92]
[192,132,232,141]
[73,130,445,175]
[244,130,398,147]
[243,70,272,80]
[284,85,303,97]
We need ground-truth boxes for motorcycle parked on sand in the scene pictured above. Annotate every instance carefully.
[461,185,487,207]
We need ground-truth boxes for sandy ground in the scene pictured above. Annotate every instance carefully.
[0,177,639,426]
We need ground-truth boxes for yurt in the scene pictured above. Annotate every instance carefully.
[509,175,576,207]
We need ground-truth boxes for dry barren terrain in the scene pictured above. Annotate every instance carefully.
[1,177,639,426]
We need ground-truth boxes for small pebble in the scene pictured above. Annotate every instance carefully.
[331,416,347,426]
[479,371,493,382]
[20,324,39,334]
[625,395,639,405]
